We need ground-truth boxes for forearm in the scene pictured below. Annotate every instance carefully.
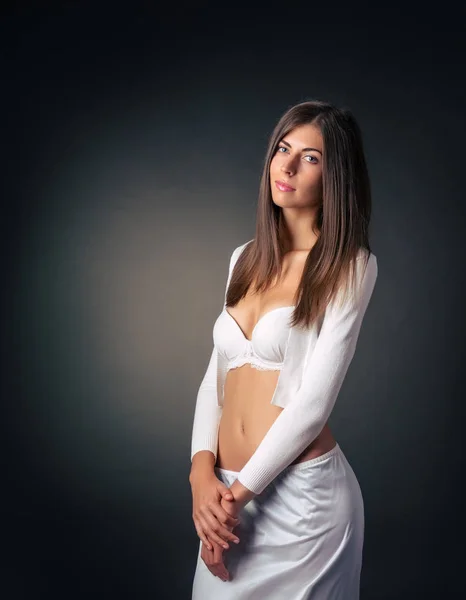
[189,450,216,481]
[190,346,223,464]
[228,478,257,508]
[234,253,378,495]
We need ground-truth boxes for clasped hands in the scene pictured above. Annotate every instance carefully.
[200,492,243,582]
[191,471,256,582]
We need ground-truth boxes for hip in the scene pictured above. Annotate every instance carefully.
[214,443,365,559]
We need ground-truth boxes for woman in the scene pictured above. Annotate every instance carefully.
[189,99,378,599]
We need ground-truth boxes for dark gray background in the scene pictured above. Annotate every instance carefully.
[2,4,465,599]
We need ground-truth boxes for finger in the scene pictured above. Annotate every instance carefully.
[216,481,233,498]
[204,540,228,581]
[200,543,210,564]
[200,513,240,547]
[205,509,240,546]
[202,541,225,581]
[220,510,241,529]
[208,506,241,543]
[213,543,230,581]
[201,543,218,575]
[198,513,231,549]
[207,502,240,533]
[200,509,235,547]
[212,502,239,527]
[194,519,213,551]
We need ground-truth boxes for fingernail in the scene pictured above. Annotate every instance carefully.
[233,538,239,544]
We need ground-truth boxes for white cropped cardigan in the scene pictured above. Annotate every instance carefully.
[191,239,378,494]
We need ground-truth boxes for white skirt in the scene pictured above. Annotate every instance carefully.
[191,443,364,600]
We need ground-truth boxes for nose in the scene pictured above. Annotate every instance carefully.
[280,155,295,175]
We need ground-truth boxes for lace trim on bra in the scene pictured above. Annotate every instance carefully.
[226,356,283,372]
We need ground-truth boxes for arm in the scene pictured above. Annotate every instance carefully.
[234,252,378,496]
[190,346,223,466]
[190,243,245,470]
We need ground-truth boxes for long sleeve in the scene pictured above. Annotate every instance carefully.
[236,252,378,494]
[190,243,244,462]
[190,345,222,460]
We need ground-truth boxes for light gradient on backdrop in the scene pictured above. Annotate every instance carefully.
[16,131,255,506]
[4,7,464,599]
[12,87,454,590]
[15,91,455,513]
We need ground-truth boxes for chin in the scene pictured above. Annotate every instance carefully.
[272,194,294,206]
[271,196,285,207]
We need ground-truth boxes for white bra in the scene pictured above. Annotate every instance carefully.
[213,305,295,372]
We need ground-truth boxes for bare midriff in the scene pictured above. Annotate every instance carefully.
[215,363,337,471]
[215,245,336,472]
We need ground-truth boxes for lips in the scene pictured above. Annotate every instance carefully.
[275,180,296,192]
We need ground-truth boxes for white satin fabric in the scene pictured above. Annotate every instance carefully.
[192,443,365,599]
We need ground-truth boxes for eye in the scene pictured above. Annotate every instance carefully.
[277,145,318,164]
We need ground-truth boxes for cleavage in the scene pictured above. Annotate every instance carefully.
[226,297,294,342]
[227,263,302,341]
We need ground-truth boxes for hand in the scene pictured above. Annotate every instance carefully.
[201,539,230,582]
[220,494,242,520]
[190,471,241,550]
[201,495,242,581]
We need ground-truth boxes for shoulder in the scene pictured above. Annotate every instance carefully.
[229,238,254,270]
[234,238,254,258]
[355,247,378,279]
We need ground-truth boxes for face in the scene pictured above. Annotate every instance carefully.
[269,123,323,210]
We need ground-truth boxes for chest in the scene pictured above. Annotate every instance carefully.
[226,257,305,342]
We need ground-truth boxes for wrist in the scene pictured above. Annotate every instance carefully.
[189,450,216,482]
[229,479,256,508]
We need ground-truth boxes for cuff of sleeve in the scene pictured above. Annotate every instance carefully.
[236,466,272,495]
[191,433,218,462]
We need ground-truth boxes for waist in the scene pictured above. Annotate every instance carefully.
[216,365,335,471]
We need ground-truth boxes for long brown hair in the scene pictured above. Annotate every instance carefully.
[226,99,374,331]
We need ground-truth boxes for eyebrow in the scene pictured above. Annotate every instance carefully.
[280,139,322,155]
